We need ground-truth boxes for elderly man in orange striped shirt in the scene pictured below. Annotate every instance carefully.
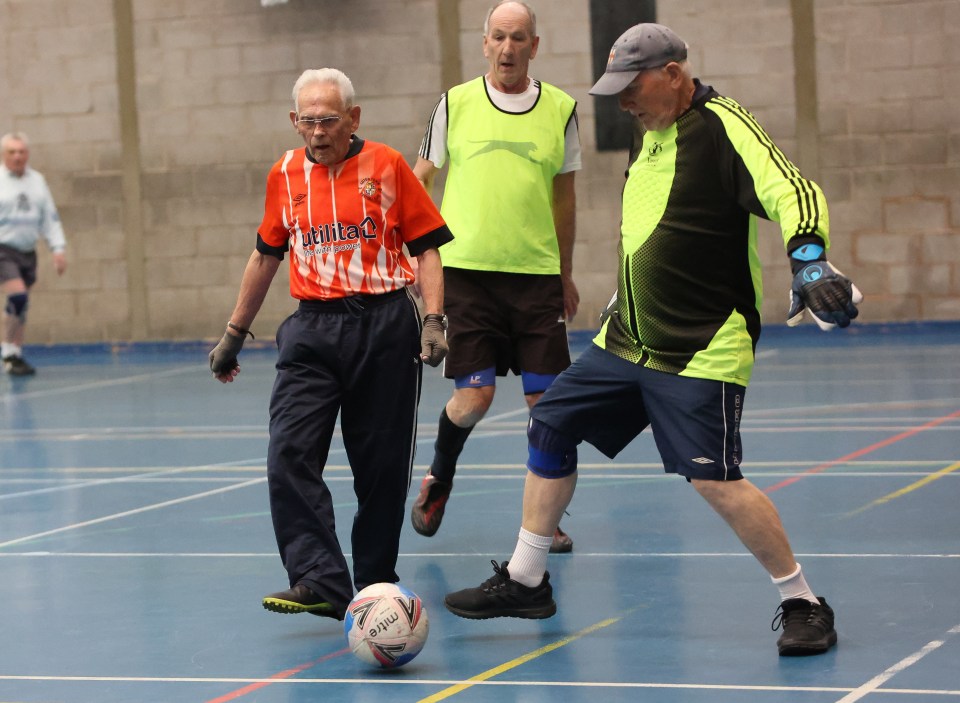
[209,68,453,622]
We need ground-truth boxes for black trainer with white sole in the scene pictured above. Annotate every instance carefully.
[444,560,557,620]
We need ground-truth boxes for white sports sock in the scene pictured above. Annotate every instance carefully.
[507,528,552,587]
[771,562,818,604]
[1,343,21,358]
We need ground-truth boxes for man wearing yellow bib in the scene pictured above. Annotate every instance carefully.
[410,1,580,553]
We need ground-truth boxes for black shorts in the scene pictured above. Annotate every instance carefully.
[532,344,746,481]
[0,244,38,287]
[442,267,570,380]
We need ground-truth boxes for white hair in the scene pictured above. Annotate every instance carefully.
[483,1,537,37]
[1,132,29,149]
[291,68,355,112]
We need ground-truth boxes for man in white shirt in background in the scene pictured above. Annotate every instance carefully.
[0,132,67,376]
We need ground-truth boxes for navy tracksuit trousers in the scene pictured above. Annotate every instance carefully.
[267,289,422,616]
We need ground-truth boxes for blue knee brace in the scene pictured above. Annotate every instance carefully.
[526,417,578,478]
[521,371,558,395]
[454,367,496,389]
[5,293,28,322]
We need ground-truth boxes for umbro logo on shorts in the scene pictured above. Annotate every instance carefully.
[692,457,715,464]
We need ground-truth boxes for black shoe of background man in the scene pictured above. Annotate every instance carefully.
[3,355,36,376]
[550,526,573,553]
[410,473,453,536]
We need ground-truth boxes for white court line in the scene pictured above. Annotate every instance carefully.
[1,551,957,559]
[0,365,198,402]
[477,424,960,433]
[0,458,267,501]
[745,417,960,425]
[743,425,960,433]
[476,406,530,423]
[3,470,959,490]
[3,414,959,438]
[749,397,960,417]
[0,424,266,438]
[834,624,960,703]
[5,422,957,445]
[753,378,960,387]
[0,674,957,697]
[0,478,265,549]
[11,471,958,484]
[5,460,957,471]
[2,460,958,471]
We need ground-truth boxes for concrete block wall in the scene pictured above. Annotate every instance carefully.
[815,0,960,322]
[1,0,957,344]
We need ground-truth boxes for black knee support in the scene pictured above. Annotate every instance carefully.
[5,293,28,322]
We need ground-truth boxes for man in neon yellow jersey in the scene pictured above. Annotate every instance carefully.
[444,23,862,657]
[410,1,579,554]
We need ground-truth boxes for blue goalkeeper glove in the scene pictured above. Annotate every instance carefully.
[786,244,862,330]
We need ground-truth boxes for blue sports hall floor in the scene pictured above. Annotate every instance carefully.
[1,322,958,703]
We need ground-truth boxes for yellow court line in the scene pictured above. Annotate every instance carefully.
[844,461,960,517]
[416,613,631,703]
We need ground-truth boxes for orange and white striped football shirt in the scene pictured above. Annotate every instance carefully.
[257,138,451,300]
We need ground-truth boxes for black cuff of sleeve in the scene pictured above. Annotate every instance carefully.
[256,234,287,260]
[406,225,454,257]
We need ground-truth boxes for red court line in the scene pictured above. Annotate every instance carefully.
[205,647,351,703]
[763,408,960,494]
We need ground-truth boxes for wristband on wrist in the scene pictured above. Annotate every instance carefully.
[789,243,825,262]
[227,321,255,340]
[789,243,826,275]
[423,313,448,330]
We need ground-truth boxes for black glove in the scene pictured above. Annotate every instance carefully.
[787,261,862,330]
[209,331,245,377]
[420,314,448,367]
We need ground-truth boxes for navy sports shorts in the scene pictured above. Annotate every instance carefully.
[531,344,746,481]
[442,267,570,380]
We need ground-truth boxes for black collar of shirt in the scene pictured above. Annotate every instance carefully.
[692,78,712,105]
[304,135,365,165]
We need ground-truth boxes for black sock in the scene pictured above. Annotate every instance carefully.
[429,407,474,483]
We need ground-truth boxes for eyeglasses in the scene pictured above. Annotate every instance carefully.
[296,115,342,130]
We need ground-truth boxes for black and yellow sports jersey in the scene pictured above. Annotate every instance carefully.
[595,81,830,387]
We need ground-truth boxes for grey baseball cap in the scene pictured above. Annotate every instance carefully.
[589,23,688,96]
